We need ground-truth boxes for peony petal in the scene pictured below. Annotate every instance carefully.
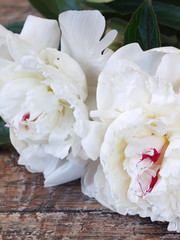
[44,108,75,159]
[10,128,27,153]
[150,46,180,54]
[39,49,87,101]
[0,59,14,70]
[0,25,10,40]
[59,10,106,53]
[18,145,59,176]
[59,10,117,87]
[85,86,97,112]
[74,120,107,160]
[81,160,101,198]
[107,43,165,76]
[0,25,12,60]
[0,77,40,121]
[125,135,166,159]
[155,53,180,92]
[97,59,151,117]
[7,33,36,62]
[20,15,60,51]
[44,160,84,187]
[0,60,15,86]
[82,160,116,210]
[95,29,117,54]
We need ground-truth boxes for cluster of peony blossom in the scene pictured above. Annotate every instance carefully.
[0,10,180,232]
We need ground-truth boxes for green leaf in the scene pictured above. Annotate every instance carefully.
[87,0,114,2]
[0,118,10,145]
[106,0,143,15]
[28,0,82,19]
[106,0,180,30]
[124,0,160,50]
[5,22,24,34]
[160,33,178,47]
[78,0,118,13]
[152,1,180,30]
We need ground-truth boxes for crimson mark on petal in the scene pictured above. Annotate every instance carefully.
[141,148,160,163]
[21,113,30,122]
[147,169,160,193]
[137,148,161,197]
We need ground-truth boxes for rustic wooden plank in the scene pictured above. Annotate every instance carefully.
[0,146,104,212]
[0,212,178,240]
[1,145,180,239]
[0,0,42,25]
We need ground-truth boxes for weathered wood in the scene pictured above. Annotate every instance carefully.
[1,0,180,239]
[0,145,104,213]
[0,0,42,25]
[1,146,180,239]
[0,212,177,240]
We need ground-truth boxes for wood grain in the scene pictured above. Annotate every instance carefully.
[1,147,180,239]
[0,0,180,239]
[0,0,42,25]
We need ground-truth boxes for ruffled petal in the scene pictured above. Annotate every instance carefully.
[150,46,180,54]
[44,160,84,187]
[85,86,97,112]
[18,145,59,176]
[106,43,165,76]
[0,25,10,40]
[20,15,60,51]
[43,108,75,159]
[74,120,107,160]
[82,160,116,210]
[97,59,151,118]
[0,77,40,121]
[0,25,12,60]
[155,53,180,92]
[7,33,36,62]
[10,128,27,153]
[0,60,15,86]
[81,160,99,198]
[39,49,87,101]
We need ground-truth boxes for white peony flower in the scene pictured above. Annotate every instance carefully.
[80,43,180,232]
[0,11,117,187]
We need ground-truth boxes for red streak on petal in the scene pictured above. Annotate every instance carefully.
[22,113,30,122]
[147,169,160,193]
[137,148,161,197]
[136,141,168,198]
[141,148,160,163]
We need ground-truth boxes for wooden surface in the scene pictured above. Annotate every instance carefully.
[1,145,180,240]
[1,0,180,239]
[0,0,41,25]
